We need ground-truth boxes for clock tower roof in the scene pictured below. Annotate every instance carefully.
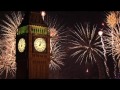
[19,11,47,27]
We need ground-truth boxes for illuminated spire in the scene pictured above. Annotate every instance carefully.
[41,11,46,21]
[19,11,47,27]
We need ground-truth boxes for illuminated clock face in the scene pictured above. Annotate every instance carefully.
[18,38,26,53]
[34,38,46,52]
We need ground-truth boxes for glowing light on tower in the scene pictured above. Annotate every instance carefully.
[41,11,46,21]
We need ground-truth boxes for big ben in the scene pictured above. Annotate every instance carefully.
[16,11,50,79]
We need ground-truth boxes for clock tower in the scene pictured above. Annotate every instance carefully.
[16,11,50,79]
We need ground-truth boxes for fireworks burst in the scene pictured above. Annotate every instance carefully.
[105,11,120,78]
[98,30,110,78]
[69,23,104,64]
[111,25,120,60]
[45,14,67,71]
[106,11,120,28]
[69,23,110,78]
[103,24,120,76]
[102,29,112,56]
[49,41,65,71]
[0,11,23,79]
[45,15,67,41]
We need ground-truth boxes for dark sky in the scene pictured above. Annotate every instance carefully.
[0,11,105,28]
[46,11,105,27]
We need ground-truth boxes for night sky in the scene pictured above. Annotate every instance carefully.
[47,11,105,27]
[0,11,115,79]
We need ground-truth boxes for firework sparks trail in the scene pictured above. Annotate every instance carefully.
[49,41,65,71]
[103,24,120,78]
[69,23,102,64]
[112,30,117,78]
[112,25,120,77]
[69,24,102,63]
[0,11,23,79]
[41,11,46,21]
[105,11,120,78]
[44,14,67,71]
[99,32,110,78]
[69,23,110,78]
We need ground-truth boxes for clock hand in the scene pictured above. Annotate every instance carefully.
[39,42,41,46]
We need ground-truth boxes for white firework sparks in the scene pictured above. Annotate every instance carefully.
[105,11,120,78]
[98,30,110,78]
[69,23,110,77]
[69,23,104,64]
[104,24,120,77]
[49,41,65,71]
[0,11,23,79]
[45,15,67,71]
[111,25,120,60]
[102,29,112,56]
